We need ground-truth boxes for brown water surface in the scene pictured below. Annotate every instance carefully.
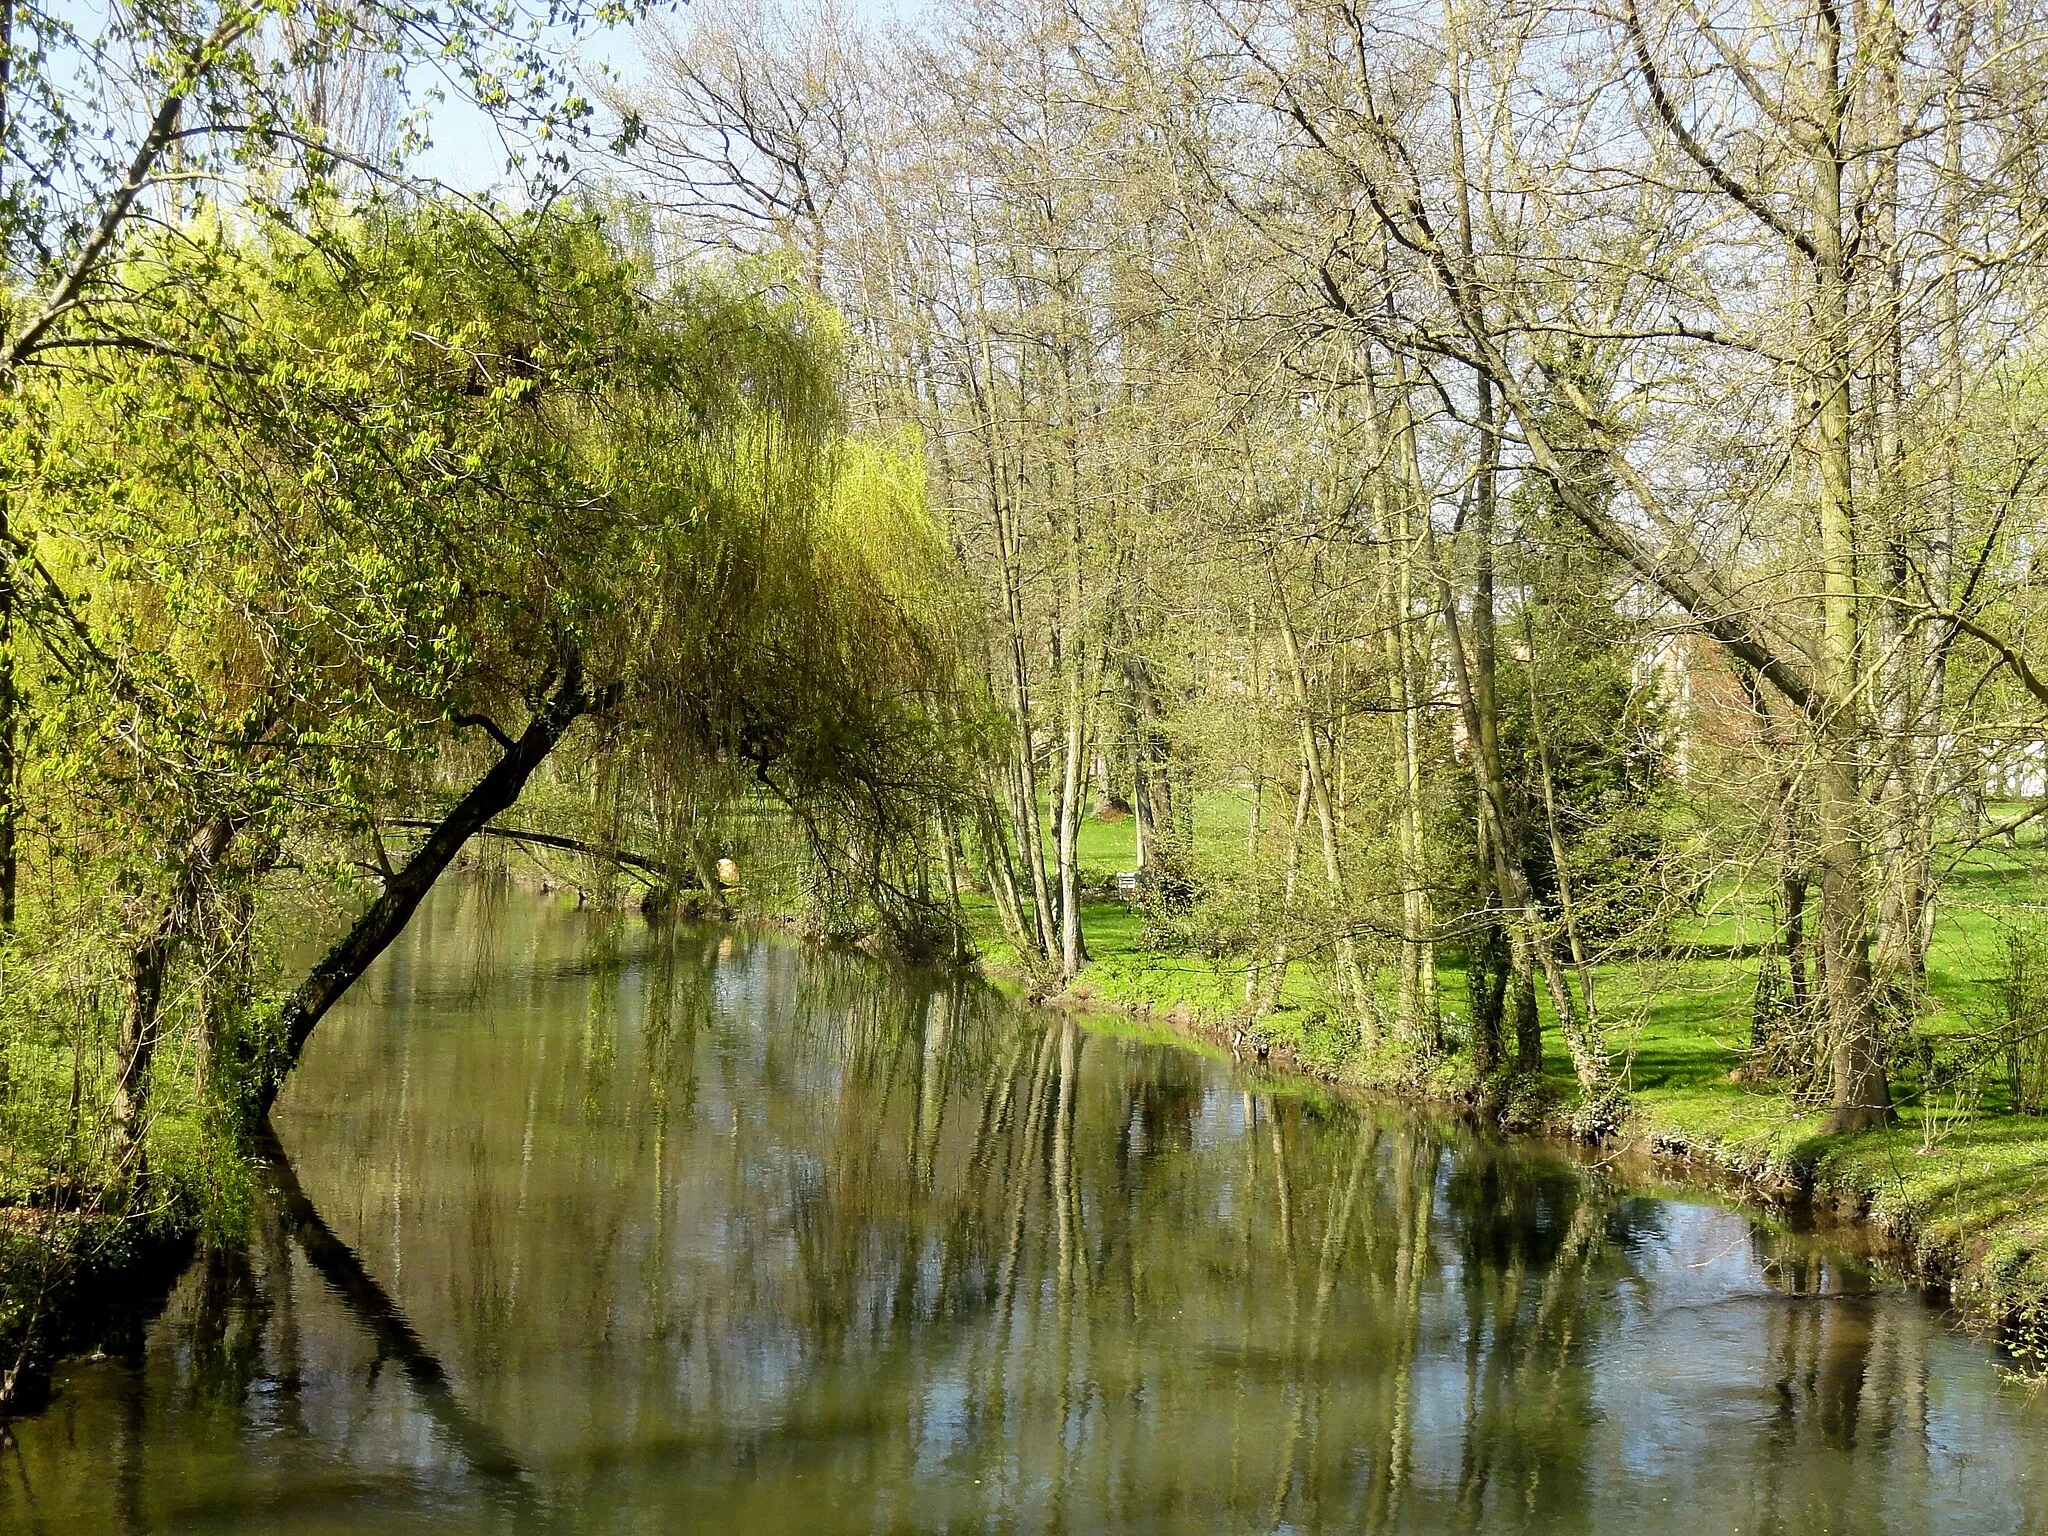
[4,883,2044,1533]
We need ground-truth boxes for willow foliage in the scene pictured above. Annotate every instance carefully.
[0,199,966,1219]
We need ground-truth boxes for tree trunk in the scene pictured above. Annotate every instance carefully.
[1370,383,1441,1049]
[1128,648,1169,874]
[994,492,1056,963]
[975,788,1032,953]
[1430,526,1609,1100]
[1257,756,1313,1020]
[1925,11,1974,893]
[259,661,593,1116]
[1056,705,1089,979]
[1244,598,1267,1005]
[1466,920,1507,1078]
[1509,940,1541,1074]
[109,933,171,1184]
[1053,485,1091,979]
[0,13,14,930]
[1266,550,1371,1039]
[1784,865,1811,1023]
[0,522,13,928]
[1868,6,1923,1011]
[1525,611,1595,1020]
[1132,739,1153,871]
[1468,368,1537,1067]
[110,815,240,1181]
[1810,4,1893,1131]
[195,881,256,1109]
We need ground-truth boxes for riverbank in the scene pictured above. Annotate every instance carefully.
[9,865,2047,1415]
[968,888,2048,1340]
[18,896,2042,1536]
[0,1117,252,1412]
[0,1213,193,1411]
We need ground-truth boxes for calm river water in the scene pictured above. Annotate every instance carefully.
[5,884,2047,1533]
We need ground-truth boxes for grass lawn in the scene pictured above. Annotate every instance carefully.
[969,796,2048,1319]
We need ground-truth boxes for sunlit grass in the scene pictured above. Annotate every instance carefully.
[969,795,2048,1313]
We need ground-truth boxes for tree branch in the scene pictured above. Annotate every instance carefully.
[3,12,253,374]
[259,657,596,1113]
[1624,0,1821,264]
[1930,607,2048,715]
[385,819,687,884]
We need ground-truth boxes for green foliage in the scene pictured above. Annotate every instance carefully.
[1485,476,1676,952]
[0,194,972,1245]
[1996,922,2048,1116]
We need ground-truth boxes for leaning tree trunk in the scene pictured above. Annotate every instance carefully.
[257,661,593,1116]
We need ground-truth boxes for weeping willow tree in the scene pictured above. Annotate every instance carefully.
[740,432,995,951]
[0,199,971,1247]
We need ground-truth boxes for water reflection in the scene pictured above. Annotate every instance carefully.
[4,882,2045,1533]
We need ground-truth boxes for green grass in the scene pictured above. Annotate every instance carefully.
[1065,794,1255,881]
[971,797,2048,1324]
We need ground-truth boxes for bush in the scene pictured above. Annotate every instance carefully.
[1997,924,2048,1115]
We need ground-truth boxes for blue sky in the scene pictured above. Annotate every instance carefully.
[409,14,647,194]
[410,0,924,194]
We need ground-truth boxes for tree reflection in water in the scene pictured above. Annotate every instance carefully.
[2,883,2044,1534]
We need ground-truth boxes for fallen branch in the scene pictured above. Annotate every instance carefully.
[386,820,686,885]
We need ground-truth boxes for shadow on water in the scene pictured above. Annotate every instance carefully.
[253,1124,534,1496]
[2,885,2046,1534]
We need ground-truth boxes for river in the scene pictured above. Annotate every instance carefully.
[4,882,2045,1533]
